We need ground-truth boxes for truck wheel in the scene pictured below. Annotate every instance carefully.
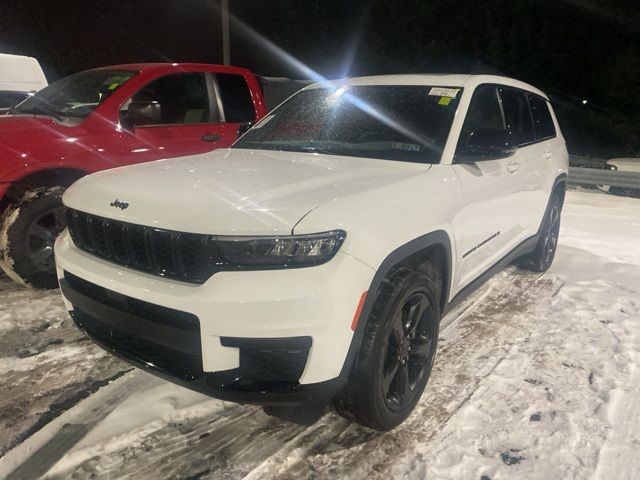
[516,193,561,272]
[0,187,67,289]
[334,261,441,431]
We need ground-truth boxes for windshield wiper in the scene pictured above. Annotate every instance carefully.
[15,104,64,121]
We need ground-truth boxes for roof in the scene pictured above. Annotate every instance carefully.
[92,62,253,76]
[307,74,549,100]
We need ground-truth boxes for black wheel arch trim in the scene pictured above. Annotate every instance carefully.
[335,230,453,386]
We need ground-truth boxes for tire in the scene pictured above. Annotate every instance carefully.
[0,187,67,289]
[516,193,562,272]
[334,261,441,431]
[609,186,640,198]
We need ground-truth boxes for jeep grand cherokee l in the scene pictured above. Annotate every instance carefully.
[55,74,568,430]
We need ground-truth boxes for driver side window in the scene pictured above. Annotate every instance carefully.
[456,86,505,156]
[124,73,216,127]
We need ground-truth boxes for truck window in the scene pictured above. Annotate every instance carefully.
[528,94,556,140]
[216,73,255,123]
[499,88,535,145]
[131,73,212,125]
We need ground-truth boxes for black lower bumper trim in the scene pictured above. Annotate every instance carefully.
[61,273,343,406]
[77,320,341,406]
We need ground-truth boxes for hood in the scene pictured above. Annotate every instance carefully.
[63,148,428,235]
[0,114,60,134]
[0,115,63,155]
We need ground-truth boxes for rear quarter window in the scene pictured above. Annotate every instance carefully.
[528,94,556,140]
[499,87,536,146]
[216,73,256,123]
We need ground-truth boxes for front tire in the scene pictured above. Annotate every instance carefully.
[334,261,441,430]
[0,187,67,289]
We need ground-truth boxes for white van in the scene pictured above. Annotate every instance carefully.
[0,53,47,112]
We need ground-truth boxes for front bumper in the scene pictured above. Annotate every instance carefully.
[55,230,375,405]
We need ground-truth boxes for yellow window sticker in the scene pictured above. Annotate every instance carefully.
[438,96,452,105]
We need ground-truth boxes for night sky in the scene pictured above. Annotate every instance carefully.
[1,0,639,156]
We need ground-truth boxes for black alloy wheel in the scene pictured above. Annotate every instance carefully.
[516,192,562,272]
[25,206,67,274]
[382,291,437,411]
[541,202,560,268]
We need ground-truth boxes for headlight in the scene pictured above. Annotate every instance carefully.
[209,230,346,268]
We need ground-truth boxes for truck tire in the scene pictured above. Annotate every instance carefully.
[334,261,441,431]
[516,193,561,272]
[0,187,67,289]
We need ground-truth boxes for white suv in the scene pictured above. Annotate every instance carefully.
[55,75,568,430]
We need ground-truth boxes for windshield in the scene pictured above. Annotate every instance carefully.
[233,85,462,163]
[12,69,136,120]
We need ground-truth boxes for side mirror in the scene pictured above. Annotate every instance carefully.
[237,122,253,137]
[120,101,161,130]
[466,128,518,158]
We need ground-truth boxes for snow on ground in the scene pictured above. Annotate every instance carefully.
[0,189,639,479]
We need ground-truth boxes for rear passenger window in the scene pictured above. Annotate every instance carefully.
[216,73,256,123]
[528,95,556,140]
[499,88,535,145]
[457,85,504,152]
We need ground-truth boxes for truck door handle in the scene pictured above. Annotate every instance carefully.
[543,152,553,159]
[201,133,221,142]
[506,162,520,173]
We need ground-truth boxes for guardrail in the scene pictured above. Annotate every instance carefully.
[568,166,640,189]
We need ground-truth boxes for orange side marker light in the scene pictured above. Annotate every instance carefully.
[350,291,368,332]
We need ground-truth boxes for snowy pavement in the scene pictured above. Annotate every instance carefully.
[0,189,639,479]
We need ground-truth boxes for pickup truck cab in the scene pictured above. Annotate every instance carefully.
[56,74,568,430]
[0,63,267,288]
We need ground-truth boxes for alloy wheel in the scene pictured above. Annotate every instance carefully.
[542,204,560,265]
[26,206,67,273]
[381,291,437,411]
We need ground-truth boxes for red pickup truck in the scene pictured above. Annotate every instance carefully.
[0,63,270,288]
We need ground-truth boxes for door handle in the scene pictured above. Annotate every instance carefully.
[201,133,221,142]
[543,152,553,159]
[506,162,520,173]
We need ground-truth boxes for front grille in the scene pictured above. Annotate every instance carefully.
[65,272,203,381]
[66,209,214,283]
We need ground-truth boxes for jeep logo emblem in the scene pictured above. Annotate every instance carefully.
[110,199,129,210]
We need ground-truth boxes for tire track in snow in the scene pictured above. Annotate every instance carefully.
[11,268,549,480]
[0,274,130,459]
[1,372,153,480]
[248,270,552,479]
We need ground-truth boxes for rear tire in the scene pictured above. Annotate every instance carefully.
[516,193,562,272]
[334,261,441,431]
[0,187,66,289]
